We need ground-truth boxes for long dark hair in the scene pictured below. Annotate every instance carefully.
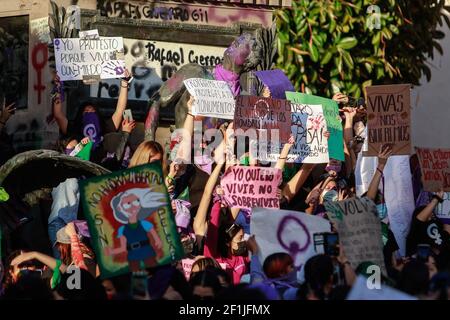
[217,220,243,258]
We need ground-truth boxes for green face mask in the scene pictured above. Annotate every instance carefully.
[240,156,250,166]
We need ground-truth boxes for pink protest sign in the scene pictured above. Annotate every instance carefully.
[181,258,195,280]
[220,166,282,209]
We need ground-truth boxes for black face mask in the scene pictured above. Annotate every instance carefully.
[231,240,247,256]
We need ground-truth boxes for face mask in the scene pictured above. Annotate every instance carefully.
[232,240,247,256]
[322,189,339,203]
[194,155,213,175]
[376,203,388,220]
[82,112,102,149]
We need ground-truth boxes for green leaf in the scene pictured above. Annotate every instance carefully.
[309,42,319,62]
[320,50,333,65]
[337,37,358,50]
[341,50,354,69]
[364,62,373,74]
[389,24,399,34]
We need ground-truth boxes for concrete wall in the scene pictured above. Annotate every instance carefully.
[0,0,277,152]
[412,6,450,149]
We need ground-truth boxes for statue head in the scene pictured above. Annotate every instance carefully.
[223,33,262,74]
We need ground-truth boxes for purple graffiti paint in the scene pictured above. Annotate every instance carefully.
[276,215,311,263]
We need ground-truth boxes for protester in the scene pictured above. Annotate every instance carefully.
[2,30,450,303]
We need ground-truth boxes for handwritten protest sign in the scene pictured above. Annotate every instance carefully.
[286,92,344,161]
[183,78,235,119]
[220,166,282,210]
[181,258,195,280]
[251,208,331,268]
[365,84,411,156]
[347,275,416,300]
[324,197,386,274]
[286,103,329,163]
[54,37,125,81]
[80,163,184,278]
[416,147,450,192]
[234,96,291,142]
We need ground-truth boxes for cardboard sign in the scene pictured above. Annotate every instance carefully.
[220,166,282,210]
[324,197,386,274]
[287,103,329,163]
[183,78,235,119]
[365,84,411,156]
[285,92,344,161]
[54,37,125,81]
[234,96,292,142]
[80,163,184,278]
[416,147,450,192]
[251,208,331,268]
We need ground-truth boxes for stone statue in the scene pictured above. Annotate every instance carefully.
[144,33,263,141]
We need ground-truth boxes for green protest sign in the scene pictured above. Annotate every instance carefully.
[79,162,184,278]
[286,92,344,161]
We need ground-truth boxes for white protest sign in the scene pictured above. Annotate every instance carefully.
[30,17,51,44]
[183,78,235,119]
[54,37,125,81]
[355,128,415,256]
[286,103,329,163]
[346,275,417,300]
[251,208,331,268]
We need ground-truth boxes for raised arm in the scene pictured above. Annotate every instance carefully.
[417,190,444,222]
[275,135,295,171]
[111,70,131,130]
[193,161,225,237]
[11,251,67,273]
[367,144,393,201]
[283,163,316,202]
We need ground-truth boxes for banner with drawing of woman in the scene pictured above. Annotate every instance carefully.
[80,162,183,278]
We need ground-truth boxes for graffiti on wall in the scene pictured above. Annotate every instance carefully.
[91,39,225,101]
[97,0,273,27]
[0,15,29,110]
[31,43,48,105]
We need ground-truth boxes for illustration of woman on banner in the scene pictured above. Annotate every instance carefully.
[105,187,165,272]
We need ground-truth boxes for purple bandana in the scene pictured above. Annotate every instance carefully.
[254,69,294,99]
[82,112,102,149]
[194,154,213,175]
[214,64,241,97]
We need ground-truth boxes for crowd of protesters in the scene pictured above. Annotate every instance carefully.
[0,61,449,301]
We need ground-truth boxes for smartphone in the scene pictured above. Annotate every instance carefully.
[324,233,340,256]
[123,109,133,122]
[417,244,431,262]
